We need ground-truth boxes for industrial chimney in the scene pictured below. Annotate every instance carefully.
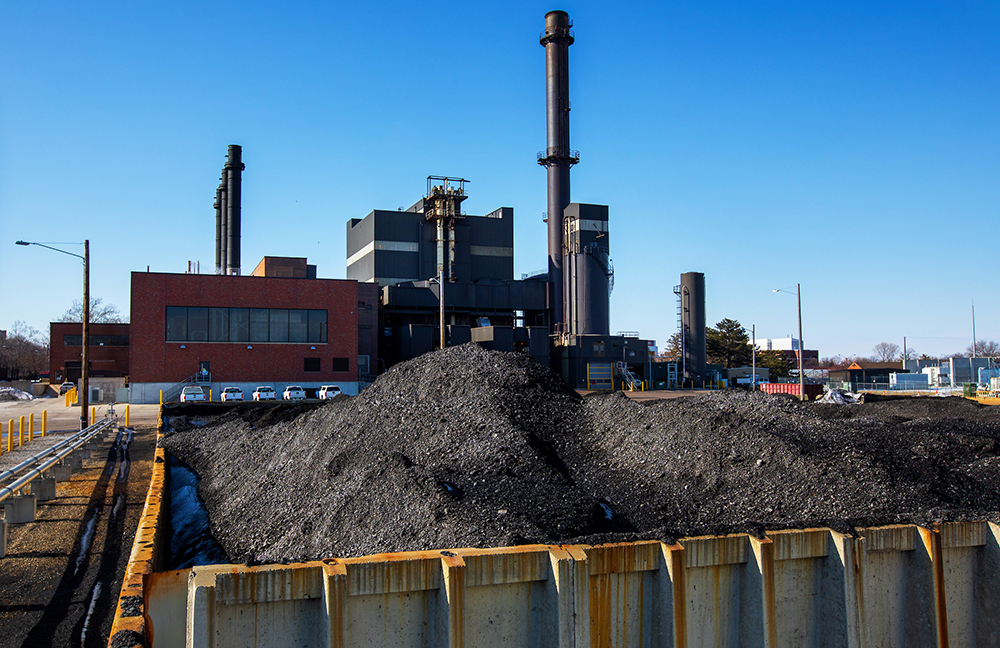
[224,145,244,276]
[677,272,707,384]
[214,183,225,274]
[539,10,579,334]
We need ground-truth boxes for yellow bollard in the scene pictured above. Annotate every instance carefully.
[7,419,12,452]
[125,404,130,426]
[90,406,96,426]
[43,410,47,436]
[29,413,34,442]
[19,416,25,446]
[160,390,163,406]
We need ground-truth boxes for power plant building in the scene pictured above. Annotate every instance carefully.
[346,181,551,370]
[127,268,378,403]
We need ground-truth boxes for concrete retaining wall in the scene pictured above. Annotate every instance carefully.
[134,522,1000,647]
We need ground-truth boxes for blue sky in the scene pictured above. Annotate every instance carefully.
[2,1,997,359]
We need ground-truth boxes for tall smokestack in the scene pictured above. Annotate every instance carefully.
[539,10,578,334]
[214,184,223,274]
[224,144,244,276]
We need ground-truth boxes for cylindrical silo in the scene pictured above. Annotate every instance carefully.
[680,272,706,383]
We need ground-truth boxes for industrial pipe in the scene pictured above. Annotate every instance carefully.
[0,417,114,487]
[0,418,116,505]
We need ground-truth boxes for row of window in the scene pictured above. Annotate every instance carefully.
[63,335,130,347]
[305,357,350,372]
[166,307,327,343]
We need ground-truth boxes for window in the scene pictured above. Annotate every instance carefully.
[63,335,129,346]
[269,309,289,342]
[229,308,249,342]
[166,307,187,341]
[188,308,209,341]
[250,309,269,342]
[165,307,328,343]
[331,357,349,372]
[209,308,229,342]
[288,309,308,343]
[304,357,321,372]
[308,310,327,343]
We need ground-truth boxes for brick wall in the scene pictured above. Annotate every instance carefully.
[49,322,131,383]
[130,272,367,384]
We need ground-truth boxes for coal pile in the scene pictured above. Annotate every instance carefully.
[161,344,1000,565]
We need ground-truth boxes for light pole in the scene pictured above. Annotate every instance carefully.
[16,240,90,429]
[773,284,805,401]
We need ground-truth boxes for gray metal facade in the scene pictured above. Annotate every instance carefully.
[564,203,610,336]
[346,206,514,286]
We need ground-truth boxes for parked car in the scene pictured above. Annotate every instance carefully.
[318,385,342,400]
[180,385,206,403]
[282,385,306,400]
[58,382,75,395]
[253,386,277,401]
[221,387,244,402]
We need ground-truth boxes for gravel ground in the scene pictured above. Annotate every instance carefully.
[161,343,1000,565]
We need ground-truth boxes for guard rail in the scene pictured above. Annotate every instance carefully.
[0,416,116,505]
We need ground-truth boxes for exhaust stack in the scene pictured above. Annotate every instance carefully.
[538,10,578,334]
[214,183,224,274]
[224,145,244,276]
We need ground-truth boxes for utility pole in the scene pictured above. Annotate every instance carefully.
[797,284,804,401]
[81,240,90,431]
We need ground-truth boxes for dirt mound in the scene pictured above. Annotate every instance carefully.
[161,344,1000,564]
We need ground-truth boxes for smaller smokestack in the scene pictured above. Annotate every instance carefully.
[214,184,223,274]
[224,145,244,276]
[218,178,228,274]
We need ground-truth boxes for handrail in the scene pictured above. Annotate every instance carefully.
[0,418,112,485]
[0,416,116,505]
[163,372,212,402]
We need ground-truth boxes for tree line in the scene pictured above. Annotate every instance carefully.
[661,319,999,377]
[1,297,127,381]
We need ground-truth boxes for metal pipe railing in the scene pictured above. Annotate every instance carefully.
[0,417,114,485]
[0,416,116,505]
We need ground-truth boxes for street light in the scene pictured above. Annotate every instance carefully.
[16,240,90,430]
[773,283,805,401]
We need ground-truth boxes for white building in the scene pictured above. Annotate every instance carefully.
[755,337,800,351]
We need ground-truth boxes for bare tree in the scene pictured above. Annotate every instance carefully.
[966,340,1000,357]
[57,297,128,324]
[873,342,900,362]
[0,320,49,380]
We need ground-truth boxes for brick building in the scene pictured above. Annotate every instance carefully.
[49,322,131,384]
[129,267,378,403]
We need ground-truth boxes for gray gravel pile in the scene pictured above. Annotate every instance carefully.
[161,343,1000,565]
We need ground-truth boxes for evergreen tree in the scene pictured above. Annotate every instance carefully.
[706,318,752,369]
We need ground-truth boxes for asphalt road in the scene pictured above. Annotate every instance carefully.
[0,421,155,648]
